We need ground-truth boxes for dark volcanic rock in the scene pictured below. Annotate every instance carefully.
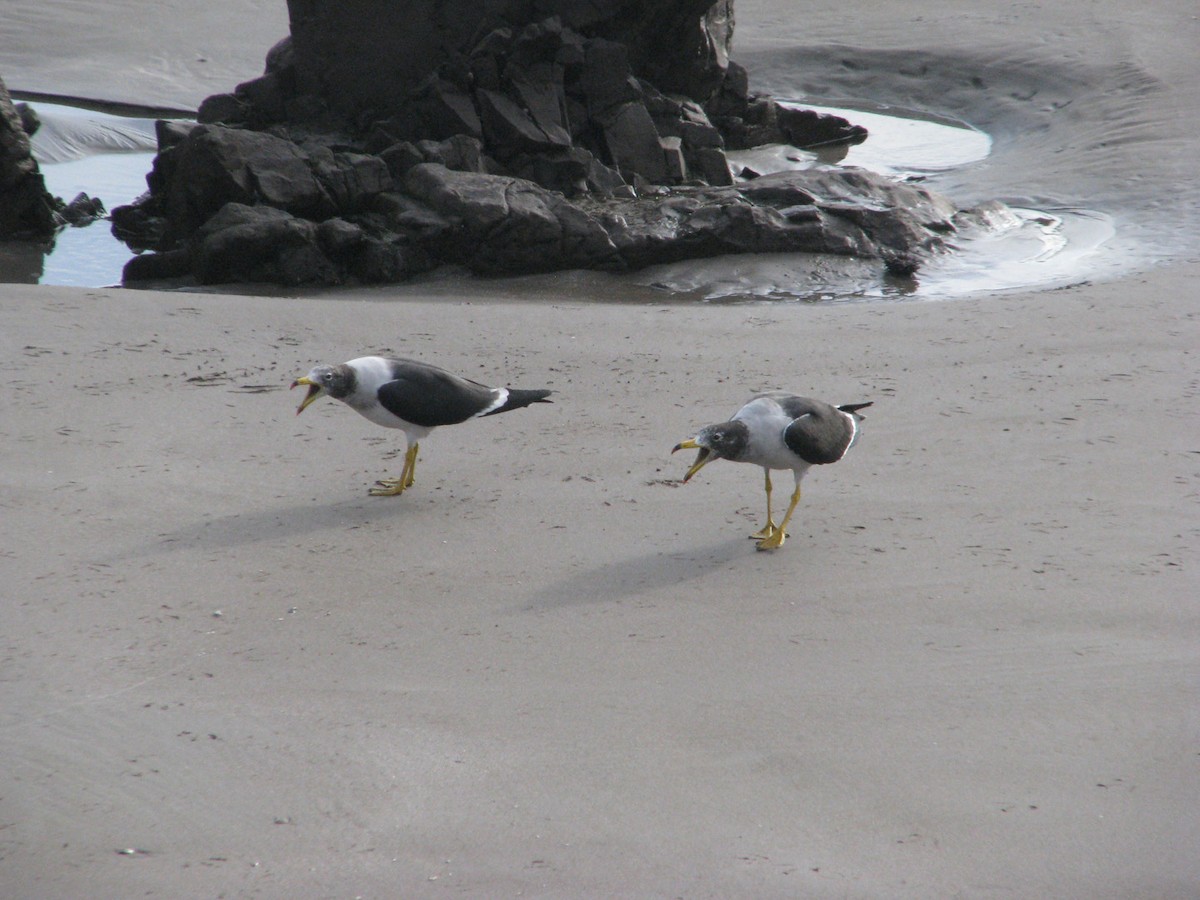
[193,202,335,285]
[285,1,735,121]
[411,77,484,142]
[776,106,869,151]
[2,76,116,242]
[308,149,390,212]
[111,1,1013,288]
[59,192,106,226]
[402,163,621,274]
[371,192,455,239]
[379,134,488,179]
[576,168,952,269]
[197,92,251,127]
[122,247,192,282]
[478,87,570,157]
[580,39,642,117]
[1,76,58,239]
[162,125,331,237]
[272,6,743,190]
[118,108,978,287]
[600,102,670,185]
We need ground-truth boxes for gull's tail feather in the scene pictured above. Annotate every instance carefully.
[485,389,554,416]
[838,401,873,417]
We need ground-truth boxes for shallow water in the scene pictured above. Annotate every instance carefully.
[647,102,1117,303]
[0,98,1119,300]
[0,102,156,287]
[734,102,992,177]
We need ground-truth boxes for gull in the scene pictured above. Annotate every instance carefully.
[673,392,871,550]
[293,356,551,496]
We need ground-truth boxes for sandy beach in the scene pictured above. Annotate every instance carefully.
[2,1,1198,897]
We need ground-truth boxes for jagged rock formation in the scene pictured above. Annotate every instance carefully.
[112,1,997,287]
[198,1,866,193]
[1,76,109,242]
[1,76,59,239]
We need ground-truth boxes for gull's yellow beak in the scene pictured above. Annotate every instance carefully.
[291,376,322,415]
[671,438,712,482]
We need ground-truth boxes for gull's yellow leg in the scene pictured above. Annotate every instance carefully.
[756,481,802,551]
[369,442,419,496]
[403,442,418,488]
[750,468,781,539]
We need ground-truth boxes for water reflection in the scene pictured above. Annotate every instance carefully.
[0,101,157,288]
[0,238,48,284]
[727,103,992,179]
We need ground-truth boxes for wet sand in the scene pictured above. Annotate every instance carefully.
[2,1,1198,897]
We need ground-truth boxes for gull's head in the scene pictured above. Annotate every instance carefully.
[291,363,355,414]
[671,421,748,482]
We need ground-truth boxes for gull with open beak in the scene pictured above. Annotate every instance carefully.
[292,355,552,496]
[673,392,871,550]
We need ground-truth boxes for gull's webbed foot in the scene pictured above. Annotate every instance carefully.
[750,520,781,540]
[369,444,418,496]
[755,529,787,551]
[757,484,802,550]
[369,478,407,497]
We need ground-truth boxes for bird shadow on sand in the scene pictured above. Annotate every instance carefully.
[518,538,751,612]
[103,495,422,562]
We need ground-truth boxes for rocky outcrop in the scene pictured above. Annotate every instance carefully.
[115,121,972,286]
[281,1,736,124]
[112,1,1002,287]
[579,168,958,269]
[1,75,58,239]
[2,76,109,241]
[193,3,865,195]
